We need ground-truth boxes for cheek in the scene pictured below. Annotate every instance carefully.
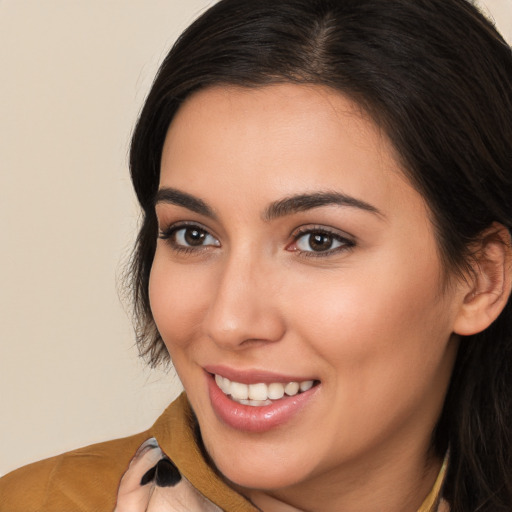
[284,258,456,446]
[287,244,453,375]
[148,253,210,349]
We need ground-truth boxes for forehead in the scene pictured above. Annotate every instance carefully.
[159,83,426,223]
[164,84,386,164]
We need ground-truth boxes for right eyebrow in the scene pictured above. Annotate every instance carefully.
[263,191,383,221]
[154,187,217,219]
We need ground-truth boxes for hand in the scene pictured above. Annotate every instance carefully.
[114,438,222,511]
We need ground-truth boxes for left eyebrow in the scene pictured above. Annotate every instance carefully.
[154,187,217,220]
[263,192,384,221]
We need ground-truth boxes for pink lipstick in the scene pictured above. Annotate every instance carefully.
[205,368,319,433]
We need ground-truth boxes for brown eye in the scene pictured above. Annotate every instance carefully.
[182,227,208,246]
[307,233,335,251]
[296,231,340,252]
[173,226,219,247]
[291,228,353,256]
[159,224,220,249]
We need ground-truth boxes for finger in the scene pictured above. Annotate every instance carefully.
[147,476,223,512]
[114,438,163,512]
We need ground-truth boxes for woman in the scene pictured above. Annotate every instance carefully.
[1,0,511,511]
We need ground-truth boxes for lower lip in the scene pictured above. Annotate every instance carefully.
[206,373,319,433]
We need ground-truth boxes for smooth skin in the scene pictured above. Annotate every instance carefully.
[149,84,509,512]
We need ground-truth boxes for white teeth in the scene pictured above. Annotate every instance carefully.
[230,381,249,400]
[248,383,268,401]
[267,382,285,400]
[215,374,231,394]
[300,380,314,392]
[239,399,273,407]
[284,381,299,396]
[215,374,224,391]
[215,375,316,405]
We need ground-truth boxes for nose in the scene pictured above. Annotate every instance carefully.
[203,251,286,350]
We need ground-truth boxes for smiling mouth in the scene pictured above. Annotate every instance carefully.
[214,374,317,406]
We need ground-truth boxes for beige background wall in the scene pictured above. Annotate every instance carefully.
[0,0,510,477]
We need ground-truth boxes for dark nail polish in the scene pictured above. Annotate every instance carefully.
[155,457,182,487]
[140,465,157,486]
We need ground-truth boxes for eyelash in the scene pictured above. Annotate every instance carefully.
[158,222,355,258]
[158,222,219,255]
[288,225,355,258]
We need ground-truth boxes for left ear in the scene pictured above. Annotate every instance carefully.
[453,223,512,336]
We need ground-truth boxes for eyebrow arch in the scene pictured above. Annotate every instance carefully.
[263,192,383,221]
[154,187,217,219]
[154,187,383,222]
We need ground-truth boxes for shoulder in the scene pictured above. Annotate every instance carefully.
[0,432,149,512]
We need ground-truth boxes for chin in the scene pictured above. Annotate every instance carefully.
[202,432,311,491]
[222,462,305,491]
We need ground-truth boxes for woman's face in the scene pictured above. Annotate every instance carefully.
[149,84,462,496]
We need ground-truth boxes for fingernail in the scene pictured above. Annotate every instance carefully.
[140,465,157,486]
[133,437,160,463]
[155,457,182,487]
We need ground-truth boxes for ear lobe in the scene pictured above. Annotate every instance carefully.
[453,223,512,336]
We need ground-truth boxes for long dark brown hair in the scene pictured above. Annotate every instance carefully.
[128,1,512,509]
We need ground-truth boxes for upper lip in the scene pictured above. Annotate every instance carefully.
[203,364,317,385]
